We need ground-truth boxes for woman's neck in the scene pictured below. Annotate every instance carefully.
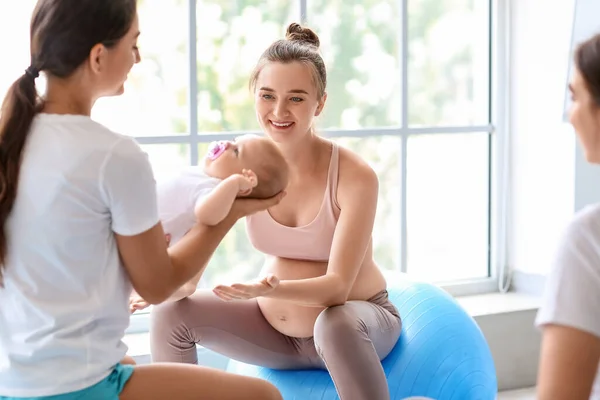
[42,76,94,116]
[278,134,327,177]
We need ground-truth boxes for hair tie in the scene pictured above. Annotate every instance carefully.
[25,66,39,79]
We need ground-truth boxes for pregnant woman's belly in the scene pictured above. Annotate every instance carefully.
[256,256,386,338]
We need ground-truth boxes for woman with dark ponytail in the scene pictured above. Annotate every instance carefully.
[0,1,282,399]
[536,33,600,400]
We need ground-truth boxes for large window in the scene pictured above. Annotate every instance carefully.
[1,0,502,330]
[98,0,494,287]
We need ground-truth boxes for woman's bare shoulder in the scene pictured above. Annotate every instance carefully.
[335,142,378,199]
[336,143,376,178]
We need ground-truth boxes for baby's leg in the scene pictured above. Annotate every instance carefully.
[150,290,312,369]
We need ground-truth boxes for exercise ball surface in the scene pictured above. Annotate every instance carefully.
[227,280,497,400]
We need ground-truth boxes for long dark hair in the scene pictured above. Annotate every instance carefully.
[0,0,137,283]
[575,33,600,106]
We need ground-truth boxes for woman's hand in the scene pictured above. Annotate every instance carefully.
[231,191,286,219]
[213,274,279,301]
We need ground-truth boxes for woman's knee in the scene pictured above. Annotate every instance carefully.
[150,299,186,331]
[150,292,227,342]
[313,305,363,347]
[150,291,213,326]
[149,299,199,361]
[252,379,284,400]
[149,297,202,347]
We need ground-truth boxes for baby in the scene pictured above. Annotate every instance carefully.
[157,134,288,245]
[128,134,288,312]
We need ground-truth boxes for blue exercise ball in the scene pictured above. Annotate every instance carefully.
[227,280,497,400]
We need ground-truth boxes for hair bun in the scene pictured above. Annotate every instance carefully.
[285,22,320,48]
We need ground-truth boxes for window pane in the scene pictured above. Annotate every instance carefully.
[196,0,300,133]
[408,0,490,127]
[406,133,490,281]
[93,0,190,136]
[307,1,402,129]
[141,143,190,181]
[335,136,401,271]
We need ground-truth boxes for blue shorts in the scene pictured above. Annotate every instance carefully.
[0,363,134,400]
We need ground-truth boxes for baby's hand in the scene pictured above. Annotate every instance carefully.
[129,291,150,314]
[237,169,258,195]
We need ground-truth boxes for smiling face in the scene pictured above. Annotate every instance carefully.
[569,68,600,163]
[254,61,326,144]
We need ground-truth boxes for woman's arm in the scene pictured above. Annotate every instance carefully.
[117,211,237,304]
[163,269,204,301]
[214,152,378,307]
[535,207,600,399]
[268,161,377,307]
[537,324,600,400]
[119,193,285,305]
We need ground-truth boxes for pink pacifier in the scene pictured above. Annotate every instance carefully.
[206,141,227,160]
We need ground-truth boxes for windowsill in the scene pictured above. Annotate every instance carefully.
[456,291,540,317]
[123,291,542,360]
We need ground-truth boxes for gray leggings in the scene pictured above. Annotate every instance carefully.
[150,290,402,400]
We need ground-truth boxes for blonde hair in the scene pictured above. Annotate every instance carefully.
[249,22,327,99]
[247,138,289,199]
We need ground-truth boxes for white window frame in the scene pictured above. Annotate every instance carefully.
[127,0,510,333]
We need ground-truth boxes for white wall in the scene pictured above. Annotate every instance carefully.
[0,1,37,99]
[508,0,576,276]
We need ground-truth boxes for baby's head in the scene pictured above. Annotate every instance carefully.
[204,134,288,198]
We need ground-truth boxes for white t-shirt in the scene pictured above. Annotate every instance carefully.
[157,168,221,245]
[536,203,600,399]
[0,114,159,397]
